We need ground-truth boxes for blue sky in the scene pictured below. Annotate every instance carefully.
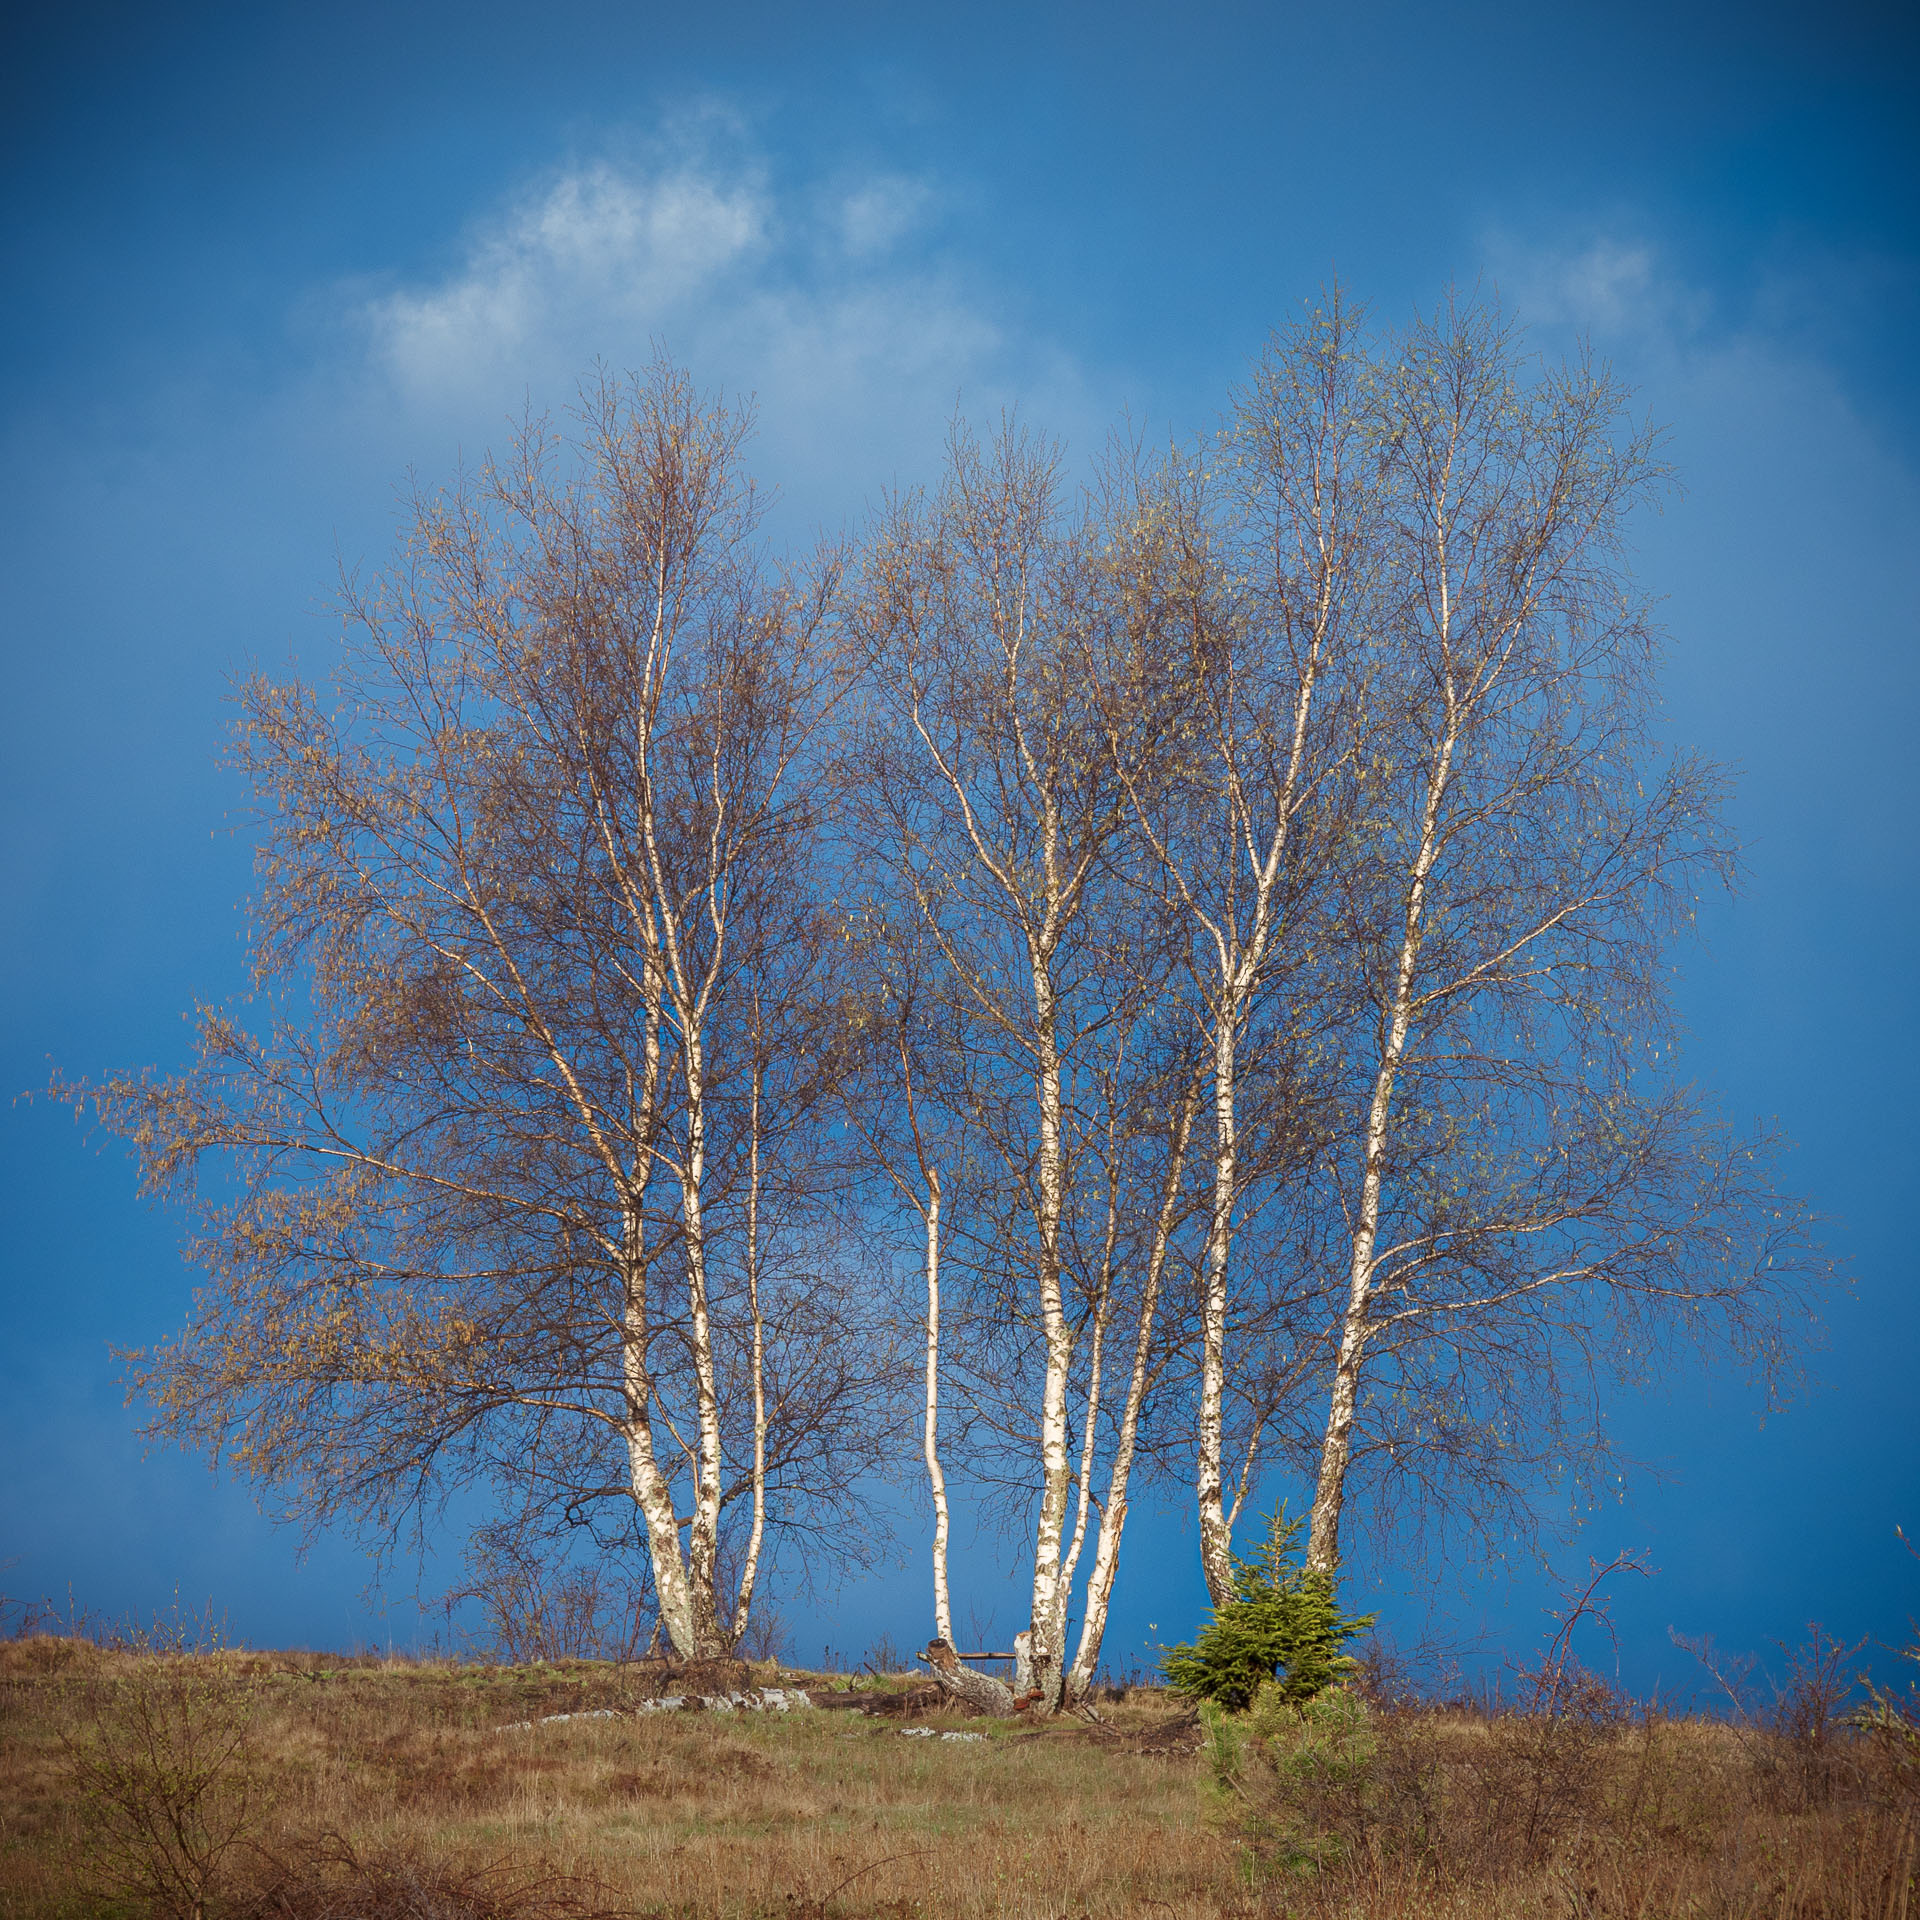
[3,0,1916,1693]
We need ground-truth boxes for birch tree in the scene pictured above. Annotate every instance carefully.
[1294,298,1825,1574]
[845,421,1203,1708]
[1094,300,1386,1602]
[73,364,894,1659]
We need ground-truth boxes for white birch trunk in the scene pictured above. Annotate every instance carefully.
[1026,967,1074,1710]
[1195,1014,1238,1602]
[1059,1286,1107,1599]
[636,660,735,1660]
[922,1168,954,1646]
[622,1200,698,1657]
[678,1026,729,1656]
[730,1055,768,1645]
[616,944,702,1660]
[1067,1084,1199,1697]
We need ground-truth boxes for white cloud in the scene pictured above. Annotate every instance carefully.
[371,162,769,402]
[1485,232,1711,350]
[1525,238,1654,333]
[837,176,932,257]
[349,136,1104,518]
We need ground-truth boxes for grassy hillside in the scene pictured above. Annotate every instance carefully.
[0,1637,1908,1917]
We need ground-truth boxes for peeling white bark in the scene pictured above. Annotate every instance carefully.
[676,1028,727,1656]
[1059,1282,1105,1606]
[619,940,699,1658]
[922,1167,954,1647]
[1184,666,1328,1597]
[1195,1014,1240,1602]
[636,657,737,1659]
[1026,954,1074,1711]
[730,1046,768,1646]
[623,1200,696,1657]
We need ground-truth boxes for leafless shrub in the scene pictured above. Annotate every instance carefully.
[1678,1619,1869,1813]
[1759,1623,1866,1810]
[241,1834,624,1919]
[60,1655,273,1919]
[736,1602,792,1665]
[1350,1623,1483,1713]
[860,1633,910,1677]
[4,1584,230,1657]
[1854,1527,1920,1800]
[1511,1552,1646,1719]
[444,1528,655,1666]
[1,1577,57,1641]
[1856,1661,1920,1806]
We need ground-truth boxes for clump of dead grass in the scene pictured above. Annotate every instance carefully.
[238,1835,626,1920]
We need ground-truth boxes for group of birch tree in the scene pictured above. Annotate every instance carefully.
[80,292,1824,1707]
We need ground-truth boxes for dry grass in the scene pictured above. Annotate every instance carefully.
[1214,1684,1917,1918]
[0,1637,1910,1919]
[0,1639,1224,1919]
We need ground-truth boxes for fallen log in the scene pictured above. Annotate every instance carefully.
[920,1637,1016,1716]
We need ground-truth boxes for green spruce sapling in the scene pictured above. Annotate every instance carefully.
[1163,1508,1374,1711]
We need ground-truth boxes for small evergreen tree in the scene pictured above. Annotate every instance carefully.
[1163,1508,1375,1711]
